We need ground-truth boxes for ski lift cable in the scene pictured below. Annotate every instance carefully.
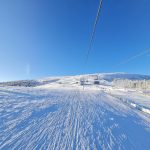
[82,0,103,90]
[85,0,103,65]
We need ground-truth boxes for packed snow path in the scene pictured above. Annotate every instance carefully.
[0,87,150,150]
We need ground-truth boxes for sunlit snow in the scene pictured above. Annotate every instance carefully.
[0,73,150,150]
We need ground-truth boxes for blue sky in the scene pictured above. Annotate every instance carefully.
[0,0,150,81]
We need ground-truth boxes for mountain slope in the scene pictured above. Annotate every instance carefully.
[0,73,150,150]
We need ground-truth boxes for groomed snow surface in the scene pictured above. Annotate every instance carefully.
[0,73,150,150]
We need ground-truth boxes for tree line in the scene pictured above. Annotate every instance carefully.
[113,79,150,89]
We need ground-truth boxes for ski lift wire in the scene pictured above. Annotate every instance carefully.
[82,0,103,90]
[85,0,103,65]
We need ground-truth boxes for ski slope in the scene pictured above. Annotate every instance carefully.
[0,73,150,150]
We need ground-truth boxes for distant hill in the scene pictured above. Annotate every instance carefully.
[0,73,150,87]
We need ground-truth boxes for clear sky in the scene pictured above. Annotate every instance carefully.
[0,0,150,81]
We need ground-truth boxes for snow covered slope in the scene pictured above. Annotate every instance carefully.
[1,73,150,87]
[0,73,150,150]
[97,73,150,81]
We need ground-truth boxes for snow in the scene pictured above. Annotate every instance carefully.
[0,73,150,150]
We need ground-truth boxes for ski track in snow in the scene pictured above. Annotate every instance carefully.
[0,87,150,150]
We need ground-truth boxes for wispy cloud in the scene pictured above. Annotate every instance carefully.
[115,49,150,67]
[25,63,31,78]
